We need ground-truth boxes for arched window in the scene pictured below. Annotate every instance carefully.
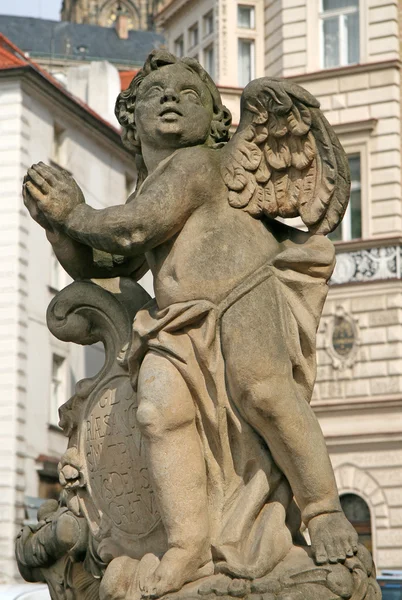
[100,1,139,30]
[340,493,372,553]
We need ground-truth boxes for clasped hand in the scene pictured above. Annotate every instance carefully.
[23,162,85,231]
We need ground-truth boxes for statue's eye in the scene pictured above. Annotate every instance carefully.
[182,89,201,102]
[144,85,163,97]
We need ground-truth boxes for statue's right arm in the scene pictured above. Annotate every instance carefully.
[46,229,148,281]
[25,149,211,256]
[23,163,148,281]
[59,149,210,256]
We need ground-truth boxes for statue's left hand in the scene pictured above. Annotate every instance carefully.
[24,162,85,227]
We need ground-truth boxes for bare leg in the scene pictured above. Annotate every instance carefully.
[221,284,358,565]
[136,352,212,598]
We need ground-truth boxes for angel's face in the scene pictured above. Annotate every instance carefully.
[134,64,214,149]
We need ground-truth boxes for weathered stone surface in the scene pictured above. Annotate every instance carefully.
[17,50,381,599]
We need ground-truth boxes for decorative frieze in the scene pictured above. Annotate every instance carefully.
[331,245,401,285]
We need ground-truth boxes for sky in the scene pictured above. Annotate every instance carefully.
[0,0,63,20]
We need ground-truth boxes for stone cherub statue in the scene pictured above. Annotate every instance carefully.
[18,50,380,600]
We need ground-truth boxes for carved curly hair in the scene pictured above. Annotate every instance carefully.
[115,49,232,154]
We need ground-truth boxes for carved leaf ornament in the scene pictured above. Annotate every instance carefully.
[221,78,351,234]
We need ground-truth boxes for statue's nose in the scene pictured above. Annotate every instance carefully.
[161,88,179,103]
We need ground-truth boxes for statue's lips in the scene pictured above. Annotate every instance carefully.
[159,107,183,118]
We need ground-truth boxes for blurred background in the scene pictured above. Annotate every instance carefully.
[0,0,401,593]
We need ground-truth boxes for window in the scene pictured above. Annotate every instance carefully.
[204,44,215,78]
[52,123,66,167]
[320,0,359,68]
[203,10,214,36]
[188,23,199,48]
[328,154,361,242]
[50,354,67,426]
[50,250,64,292]
[238,4,255,29]
[238,39,255,87]
[174,35,184,58]
[85,343,105,378]
[340,494,372,554]
[126,172,135,197]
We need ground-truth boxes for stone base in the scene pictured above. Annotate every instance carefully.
[100,545,381,600]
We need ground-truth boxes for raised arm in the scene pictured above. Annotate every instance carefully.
[23,163,148,281]
[26,150,210,257]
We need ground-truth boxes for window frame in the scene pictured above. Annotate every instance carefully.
[49,353,67,427]
[329,153,362,242]
[328,136,369,242]
[49,249,64,293]
[51,123,67,169]
[188,22,199,49]
[319,0,360,69]
[203,10,214,37]
[238,38,255,87]
[307,0,367,73]
[237,4,256,29]
[203,43,215,79]
[340,493,372,554]
[174,34,184,58]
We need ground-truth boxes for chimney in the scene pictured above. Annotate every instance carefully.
[115,10,129,39]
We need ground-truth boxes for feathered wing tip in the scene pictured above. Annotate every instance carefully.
[221,78,351,235]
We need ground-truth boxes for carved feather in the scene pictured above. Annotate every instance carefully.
[221,161,248,191]
[289,133,316,170]
[265,136,291,170]
[255,156,271,184]
[228,178,256,208]
[246,186,265,216]
[268,112,288,137]
[221,77,350,234]
[236,140,262,171]
[262,180,278,217]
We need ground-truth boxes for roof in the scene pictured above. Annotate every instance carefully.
[0,15,164,67]
[0,34,131,151]
[119,69,138,90]
[0,37,25,68]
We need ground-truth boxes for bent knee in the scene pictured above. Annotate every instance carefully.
[240,376,296,423]
[137,354,196,438]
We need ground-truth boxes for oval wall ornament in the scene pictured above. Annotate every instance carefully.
[323,306,360,370]
[332,315,356,357]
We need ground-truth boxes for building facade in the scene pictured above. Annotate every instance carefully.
[0,35,139,582]
[157,0,402,572]
[155,0,265,121]
[61,0,168,31]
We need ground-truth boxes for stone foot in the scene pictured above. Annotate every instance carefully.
[308,512,359,565]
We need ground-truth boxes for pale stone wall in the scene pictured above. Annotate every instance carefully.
[314,282,402,570]
[264,0,399,78]
[0,74,136,582]
[295,63,402,238]
[156,0,265,88]
[0,79,25,583]
[265,0,402,572]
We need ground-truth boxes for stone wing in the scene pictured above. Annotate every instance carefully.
[221,77,350,235]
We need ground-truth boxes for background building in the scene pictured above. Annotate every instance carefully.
[0,34,140,582]
[155,0,265,121]
[0,12,164,79]
[157,0,402,572]
[61,0,167,32]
